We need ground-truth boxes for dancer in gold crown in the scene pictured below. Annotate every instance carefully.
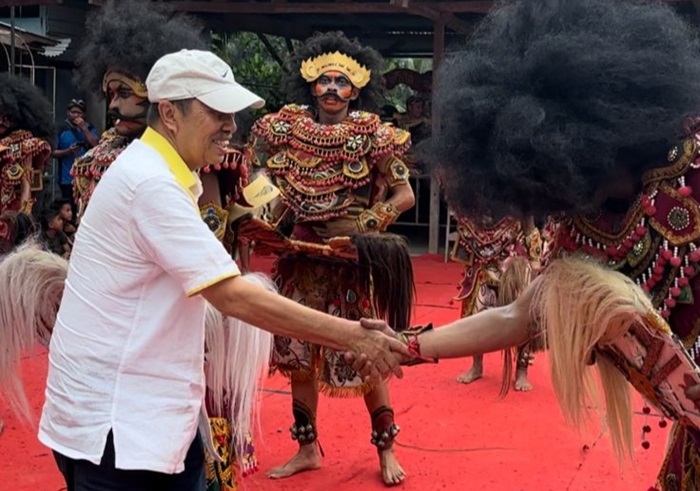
[243,31,415,486]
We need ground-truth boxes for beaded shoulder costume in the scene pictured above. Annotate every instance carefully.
[0,130,51,216]
[250,103,410,231]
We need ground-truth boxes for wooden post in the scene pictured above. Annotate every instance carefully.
[428,19,445,255]
[9,6,16,75]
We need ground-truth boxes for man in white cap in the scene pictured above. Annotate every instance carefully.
[38,49,410,491]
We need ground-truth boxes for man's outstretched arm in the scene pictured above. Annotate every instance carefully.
[201,274,411,380]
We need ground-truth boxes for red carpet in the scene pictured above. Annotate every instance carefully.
[1,254,667,490]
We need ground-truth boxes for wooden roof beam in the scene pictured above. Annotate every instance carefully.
[127,1,474,34]
[0,0,63,5]
[389,0,471,34]
[203,13,312,39]
[414,1,493,14]
[105,1,485,16]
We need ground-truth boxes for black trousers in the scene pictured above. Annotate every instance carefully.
[53,430,206,491]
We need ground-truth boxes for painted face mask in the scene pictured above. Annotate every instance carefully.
[102,72,149,138]
[312,71,358,115]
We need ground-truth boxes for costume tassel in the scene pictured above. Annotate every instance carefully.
[317,378,374,398]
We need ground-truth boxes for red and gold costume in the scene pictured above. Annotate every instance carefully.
[547,136,700,488]
[451,216,542,385]
[0,130,51,217]
[247,103,412,393]
[241,36,415,485]
[0,73,54,228]
[452,216,541,318]
[71,128,128,217]
[198,146,254,248]
[391,0,700,488]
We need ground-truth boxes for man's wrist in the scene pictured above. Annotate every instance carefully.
[344,319,363,350]
[324,315,357,352]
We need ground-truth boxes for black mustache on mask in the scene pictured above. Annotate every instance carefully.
[108,109,147,123]
[318,91,350,103]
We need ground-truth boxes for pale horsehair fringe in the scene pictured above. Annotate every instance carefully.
[0,240,68,423]
[532,257,655,463]
[204,272,275,460]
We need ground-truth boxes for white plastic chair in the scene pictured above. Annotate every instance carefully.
[444,209,458,262]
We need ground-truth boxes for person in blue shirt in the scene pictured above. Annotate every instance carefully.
[53,99,99,207]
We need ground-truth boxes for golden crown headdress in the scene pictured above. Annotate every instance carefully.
[300,51,371,89]
[102,71,148,98]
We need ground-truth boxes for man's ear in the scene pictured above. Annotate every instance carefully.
[350,87,360,101]
[158,101,179,132]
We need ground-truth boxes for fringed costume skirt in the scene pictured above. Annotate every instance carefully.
[271,254,375,397]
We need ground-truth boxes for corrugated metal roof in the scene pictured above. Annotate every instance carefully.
[0,20,67,54]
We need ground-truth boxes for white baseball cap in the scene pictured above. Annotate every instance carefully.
[146,49,265,113]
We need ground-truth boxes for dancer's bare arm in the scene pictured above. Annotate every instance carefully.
[356,276,539,363]
[201,275,410,379]
[385,180,415,213]
[416,300,531,359]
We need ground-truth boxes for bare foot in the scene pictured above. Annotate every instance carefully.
[514,369,533,391]
[267,443,322,479]
[379,447,406,486]
[457,366,483,384]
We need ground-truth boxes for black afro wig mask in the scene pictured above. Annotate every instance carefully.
[75,0,207,95]
[420,0,700,221]
[0,73,54,140]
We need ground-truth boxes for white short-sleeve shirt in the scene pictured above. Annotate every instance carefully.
[38,128,240,473]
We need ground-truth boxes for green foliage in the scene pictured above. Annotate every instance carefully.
[211,31,294,113]
[210,31,430,121]
[382,58,433,112]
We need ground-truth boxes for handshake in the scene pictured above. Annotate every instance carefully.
[341,318,437,381]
